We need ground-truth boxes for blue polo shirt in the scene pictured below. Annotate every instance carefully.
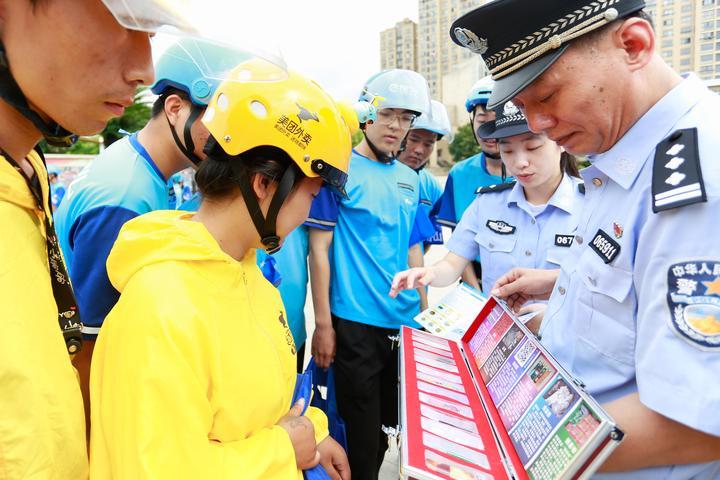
[437,152,511,228]
[418,168,444,246]
[306,150,433,329]
[56,134,171,338]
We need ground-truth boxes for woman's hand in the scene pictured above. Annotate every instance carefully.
[317,436,351,480]
[389,267,436,298]
[491,268,559,312]
[277,399,320,470]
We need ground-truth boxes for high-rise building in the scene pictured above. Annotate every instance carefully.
[380,18,418,71]
[646,0,720,83]
[417,0,486,98]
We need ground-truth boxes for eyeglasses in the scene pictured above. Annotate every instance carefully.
[375,109,417,129]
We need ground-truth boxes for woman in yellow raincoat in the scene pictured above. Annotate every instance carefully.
[89,59,356,480]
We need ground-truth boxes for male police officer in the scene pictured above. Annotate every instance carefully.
[451,0,720,478]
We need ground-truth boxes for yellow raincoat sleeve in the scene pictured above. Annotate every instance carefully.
[306,406,329,444]
[90,281,300,480]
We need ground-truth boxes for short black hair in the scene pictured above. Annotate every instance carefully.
[151,88,192,118]
[196,142,297,201]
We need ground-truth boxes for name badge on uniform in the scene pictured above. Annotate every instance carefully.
[486,220,515,235]
[554,234,574,248]
[589,229,620,264]
[667,261,720,350]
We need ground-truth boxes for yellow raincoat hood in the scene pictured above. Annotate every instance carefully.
[91,210,327,480]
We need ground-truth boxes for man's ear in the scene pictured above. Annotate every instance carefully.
[614,17,655,72]
[163,94,187,127]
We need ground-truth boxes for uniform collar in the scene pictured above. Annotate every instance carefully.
[507,173,577,215]
[589,73,704,190]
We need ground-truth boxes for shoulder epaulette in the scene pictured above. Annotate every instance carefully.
[475,181,516,195]
[578,183,585,195]
[652,128,706,213]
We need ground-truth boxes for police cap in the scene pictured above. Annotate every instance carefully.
[450,0,646,109]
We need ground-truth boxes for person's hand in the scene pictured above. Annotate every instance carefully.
[311,323,336,369]
[277,399,320,470]
[317,436,351,480]
[389,267,436,298]
[490,268,559,312]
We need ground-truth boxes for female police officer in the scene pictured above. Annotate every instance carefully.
[89,59,354,479]
[391,101,583,299]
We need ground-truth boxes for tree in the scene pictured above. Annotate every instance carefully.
[448,123,482,163]
[39,87,152,155]
[352,129,364,147]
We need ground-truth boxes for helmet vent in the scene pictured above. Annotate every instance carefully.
[250,100,268,118]
[217,93,230,111]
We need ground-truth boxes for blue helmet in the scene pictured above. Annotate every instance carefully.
[151,38,257,106]
[359,69,432,118]
[465,76,495,113]
[412,100,454,143]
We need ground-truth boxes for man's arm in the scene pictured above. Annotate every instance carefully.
[308,228,335,369]
[601,393,720,472]
[407,243,428,311]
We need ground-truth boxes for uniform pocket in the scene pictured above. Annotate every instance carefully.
[575,248,636,367]
[546,247,569,267]
[475,232,518,287]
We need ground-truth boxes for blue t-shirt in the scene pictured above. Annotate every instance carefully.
[418,168,444,246]
[55,134,171,338]
[436,152,511,228]
[51,183,66,210]
[264,226,310,347]
[305,150,432,329]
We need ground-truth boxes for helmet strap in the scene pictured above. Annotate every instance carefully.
[0,44,76,147]
[231,160,301,254]
[167,103,204,166]
[362,126,394,164]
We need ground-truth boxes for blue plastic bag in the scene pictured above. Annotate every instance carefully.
[292,368,332,480]
[306,358,348,451]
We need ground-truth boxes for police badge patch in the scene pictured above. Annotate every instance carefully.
[667,261,720,350]
[486,220,516,235]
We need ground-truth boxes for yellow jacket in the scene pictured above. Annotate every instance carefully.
[0,153,87,479]
[90,210,328,479]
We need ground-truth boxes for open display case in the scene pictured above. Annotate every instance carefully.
[399,297,624,480]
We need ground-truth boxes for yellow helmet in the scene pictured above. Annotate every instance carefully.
[202,59,353,198]
[201,59,355,252]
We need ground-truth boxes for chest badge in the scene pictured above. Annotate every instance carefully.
[554,234,574,247]
[486,220,516,235]
[667,261,720,350]
[612,222,623,239]
[589,229,620,264]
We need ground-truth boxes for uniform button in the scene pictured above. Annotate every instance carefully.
[558,286,566,295]
[592,178,603,187]
[489,242,495,248]
[576,235,584,244]
[531,219,536,225]
[525,250,532,257]
[587,276,597,287]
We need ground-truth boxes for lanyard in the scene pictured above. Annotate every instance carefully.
[2,148,83,354]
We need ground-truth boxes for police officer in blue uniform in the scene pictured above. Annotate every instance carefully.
[450,0,720,477]
[436,77,514,289]
[391,101,583,307]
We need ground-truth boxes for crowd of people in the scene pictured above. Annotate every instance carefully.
[2,0,720,479]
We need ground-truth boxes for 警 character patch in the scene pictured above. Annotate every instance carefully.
[486,220,516,235]
[589,229,620,264]
[554,234,574,247]
[667,261,720,350]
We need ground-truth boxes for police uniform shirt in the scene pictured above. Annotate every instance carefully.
[541,74,720,479]
[446,173,583,294]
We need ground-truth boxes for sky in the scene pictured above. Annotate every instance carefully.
[155,0,419,102]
